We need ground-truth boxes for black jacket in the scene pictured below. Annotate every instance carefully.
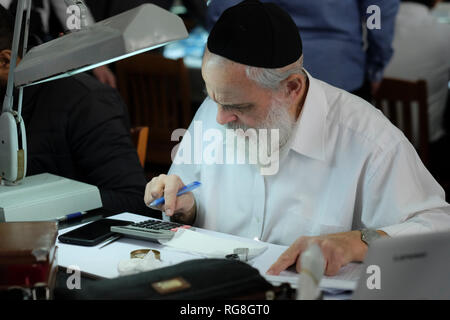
[22,73,160,218]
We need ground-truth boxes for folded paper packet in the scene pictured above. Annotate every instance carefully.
[117,250,169,276]
[159,229,267,259]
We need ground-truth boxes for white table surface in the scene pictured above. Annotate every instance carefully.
[57,212,361,291]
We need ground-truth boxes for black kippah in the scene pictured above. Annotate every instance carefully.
[207,0,302,69]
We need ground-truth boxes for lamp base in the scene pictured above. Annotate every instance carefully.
[0,173,102,222]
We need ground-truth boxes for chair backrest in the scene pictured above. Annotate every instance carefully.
[116,53,192,166]
[373,78,429,165]
[130,126,149,168]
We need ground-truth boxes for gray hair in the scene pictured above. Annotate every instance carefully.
[203,49,306,91]
[245,55,306,90]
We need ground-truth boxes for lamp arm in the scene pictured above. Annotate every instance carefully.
[17,0,32,117]
[0,0,30,184]
[2,0,26,114]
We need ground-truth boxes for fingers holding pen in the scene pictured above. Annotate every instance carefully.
[144,174,166,206]
[162,175,185,216]
[144,174,187,214]
[144,175,198,225]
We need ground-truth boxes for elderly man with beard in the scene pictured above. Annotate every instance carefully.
[144,0,450,276]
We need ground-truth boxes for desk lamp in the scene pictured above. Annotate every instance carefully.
[0,0,188,221]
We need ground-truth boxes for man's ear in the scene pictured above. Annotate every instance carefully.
[283,74,305,100]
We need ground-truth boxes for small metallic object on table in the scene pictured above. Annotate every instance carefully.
[225,248,249,262]
[225,253,239,261]
[234,248,249,262]
[130,249,161,260]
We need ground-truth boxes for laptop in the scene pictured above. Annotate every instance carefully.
[352,230,450,299]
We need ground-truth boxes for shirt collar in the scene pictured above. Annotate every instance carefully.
[289,70,328,161]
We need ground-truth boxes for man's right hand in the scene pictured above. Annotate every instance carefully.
[144,174,196,224]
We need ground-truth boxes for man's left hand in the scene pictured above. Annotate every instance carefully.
[267,230,384,276]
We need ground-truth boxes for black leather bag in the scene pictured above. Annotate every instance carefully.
[56,259,275,300]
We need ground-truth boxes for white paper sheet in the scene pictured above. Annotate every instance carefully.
[160,228,268,259]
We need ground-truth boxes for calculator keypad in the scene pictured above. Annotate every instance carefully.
[131,220,190,231]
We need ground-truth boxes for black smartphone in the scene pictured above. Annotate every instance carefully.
[58,218,132,246]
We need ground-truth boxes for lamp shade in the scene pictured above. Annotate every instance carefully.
[14,4,189,87]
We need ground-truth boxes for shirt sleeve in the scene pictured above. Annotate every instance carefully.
[67,83,160,218]
[361,0,400,83]
[361,140,450,236]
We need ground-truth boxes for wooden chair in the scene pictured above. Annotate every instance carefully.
[373,78,429,166]
[130,126,149,168]
[116,53,192,166]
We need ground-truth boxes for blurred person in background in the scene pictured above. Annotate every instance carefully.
[383,0,450,185]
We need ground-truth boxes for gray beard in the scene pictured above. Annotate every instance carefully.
[225,98,296,152]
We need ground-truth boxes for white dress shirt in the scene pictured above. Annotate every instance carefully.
[384,3,450,142]
[168,72,450,246]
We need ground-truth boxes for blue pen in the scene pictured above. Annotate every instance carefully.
[149,181,201,207]
[55,211,87,222]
